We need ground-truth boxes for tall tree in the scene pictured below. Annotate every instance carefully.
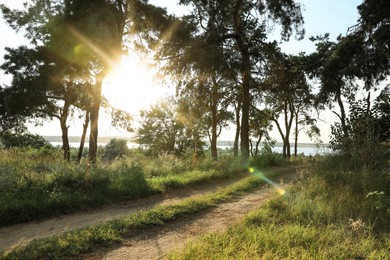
[158,0,304,165]
[355,0,390,84]
[156,0,234,161]
[230,0,304,164]
[1,0,172,163]
[260,52,313,159]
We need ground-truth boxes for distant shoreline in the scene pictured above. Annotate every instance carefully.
[43,136,328,148]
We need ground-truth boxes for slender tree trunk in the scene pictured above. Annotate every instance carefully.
[285,102,295,160]
[233,97,241,158]
[294,113,299,157]
[210,79,218,161]
[60,101,70,162]
[77,111,89,163]
[233,0,251,165]
[193,138,197,163]
[249,139,253,157]
[254,134,262,157]
[88,71,105,164]
[336,90,348,137]
[240,65,250,164]
[273,119,286,158]
[284,101,289,158]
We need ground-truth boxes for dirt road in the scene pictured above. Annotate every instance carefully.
[0,175,247,252]
[0,166,299,259]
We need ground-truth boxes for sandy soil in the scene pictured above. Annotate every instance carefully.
[0,166,299,259]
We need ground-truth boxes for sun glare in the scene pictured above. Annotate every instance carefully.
[103,56,167,116]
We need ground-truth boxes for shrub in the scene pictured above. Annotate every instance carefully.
[102,138,129,161]
[0,132,52,149]
[330,91,390,171]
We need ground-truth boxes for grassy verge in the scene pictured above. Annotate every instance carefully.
[0,148,244,226]
[167,156,390,259]
[0,168,288,260]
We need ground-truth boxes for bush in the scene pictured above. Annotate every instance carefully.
[102,138,129,161]
[329,91,390,171]
[0,132,52,149]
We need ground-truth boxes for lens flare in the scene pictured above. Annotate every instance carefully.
[249,167,286,196]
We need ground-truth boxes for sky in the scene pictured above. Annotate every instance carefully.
[0,0,364,143]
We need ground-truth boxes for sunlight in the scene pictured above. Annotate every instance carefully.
[103,55,167,116]
[249,167,286,196]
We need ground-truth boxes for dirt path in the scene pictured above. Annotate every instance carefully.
[86,187,277,260]
[83,171,298,260]
[0,174,248,252]
[0,166,299,256]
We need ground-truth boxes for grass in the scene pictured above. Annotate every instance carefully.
[0,169,288,260]
[0,148,244,226]
[167,155,390,259]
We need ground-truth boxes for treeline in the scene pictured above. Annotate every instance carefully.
[0,0,389,167]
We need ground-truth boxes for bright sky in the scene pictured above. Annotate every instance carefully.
[0,0,363,143]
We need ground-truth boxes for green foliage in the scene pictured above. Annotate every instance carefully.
[101,138,129,161]
[167,159,390,259]
[330,89,390,170]
[0,132,52,149]
[250,148,288,169]
[135,97,206,157]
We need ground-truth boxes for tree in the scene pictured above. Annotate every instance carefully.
[155,0,235,161]
[354,0,390,84]
[176,90,209,161]
[1,0,172,163]
[248,108,273,158]
[135,97,202,156]
[0,44,87,161]
[230,0,304,164]
[154,0,305,164]
[307,34,366,139]
[259,52,314,159]
[102,138,129,161]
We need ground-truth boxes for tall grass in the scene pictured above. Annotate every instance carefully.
[168,155,390,259]
[2,147,284,226]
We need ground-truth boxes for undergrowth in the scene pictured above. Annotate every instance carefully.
[168,154,390,259]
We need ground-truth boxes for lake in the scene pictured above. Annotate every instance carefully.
[51,141,330,156]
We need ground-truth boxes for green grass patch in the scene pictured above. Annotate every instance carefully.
[167,156,390,259]
[0,169,287,259]
[0,149,239,226]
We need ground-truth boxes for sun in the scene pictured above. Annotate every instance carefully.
[103,55,166,116]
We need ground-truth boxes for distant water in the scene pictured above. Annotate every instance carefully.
[51,142,330,156]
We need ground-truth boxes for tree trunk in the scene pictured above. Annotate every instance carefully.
[233,97,241,158]
[233,0,251,166]
[210,79,218,161]
[294,113,299,157]
[284,101,294,160]
[77,111,89,163]
[60,101,70,162]
[336,90,348,137]
[274,119,286,158]
[88,71,105,164]
[240,66,250,164]
[254,134,262,157]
